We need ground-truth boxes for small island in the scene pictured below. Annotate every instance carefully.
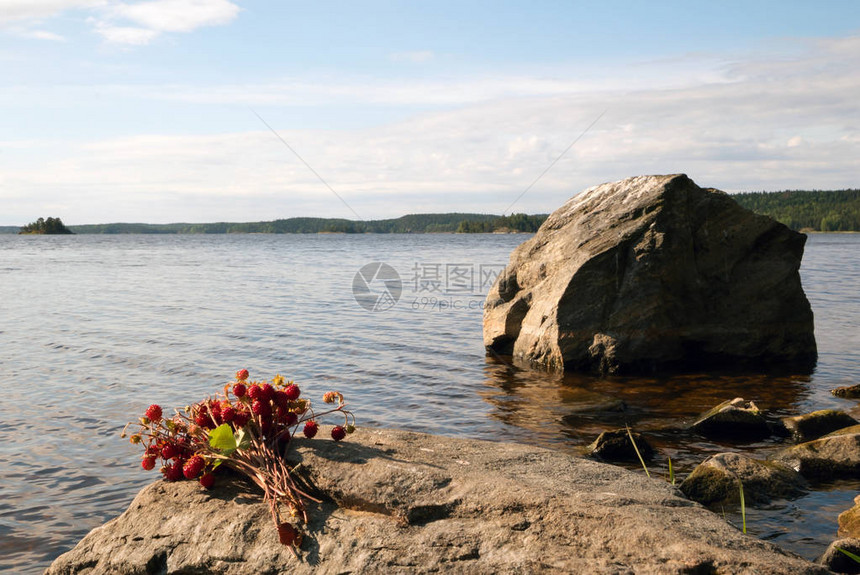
[19,217,74,235]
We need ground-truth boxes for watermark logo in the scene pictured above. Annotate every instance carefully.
[353,261,505,312]
[352,262,402,312]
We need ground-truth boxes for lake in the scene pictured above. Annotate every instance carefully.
[1,232,858,573]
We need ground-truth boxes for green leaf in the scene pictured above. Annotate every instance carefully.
[235,428,251,451]
[836,547,860,564]
[209,424,237,455]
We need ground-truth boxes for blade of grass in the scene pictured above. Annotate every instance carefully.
[739,479,746,534]
[668,456,675,486]
[836,547,860,564]
[625,425,650,478]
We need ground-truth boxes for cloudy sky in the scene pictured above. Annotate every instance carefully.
[1,1,858,225]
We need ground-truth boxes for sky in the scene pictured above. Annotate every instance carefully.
[1,1,859,225]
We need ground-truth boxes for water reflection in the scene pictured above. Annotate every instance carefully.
[482,355,818,470]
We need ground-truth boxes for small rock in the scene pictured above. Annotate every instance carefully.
[690,398,770,441]
[840,495,860,538]
[833,384,860,399]
[818,538,860,574]
[587,429,654,463]
[772,427,860,479]
[782,410,859,442]
[679,452,807,506]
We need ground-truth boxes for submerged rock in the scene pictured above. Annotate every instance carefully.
[833,384,860,399]
[47,428,827,574]
[818,538,860,574]
[782,409,859,443]
[587,428,654,463]
[772,426,860,479]
[690,398,770,441]
[483,174,816,374]
[839,495,860,538]
[679,452,807,506]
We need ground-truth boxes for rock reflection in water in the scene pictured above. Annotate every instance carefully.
[481,355,816,471]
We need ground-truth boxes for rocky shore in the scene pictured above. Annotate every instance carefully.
[47,428,830,574]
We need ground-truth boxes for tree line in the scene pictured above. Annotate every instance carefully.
[732,189,859,232]
[7,190,856,235]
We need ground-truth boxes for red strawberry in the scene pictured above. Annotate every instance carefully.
[145,404,162,421]
[260,383,275,402]
[284,384,300,401]
[141,456,156,471]
[252,400,271,418]
[183,455,206,479]
[233,382,247,398]
[302,421,319,439]
[273,390,290,408]
[161,443,180,460]
[162,462,183,482]
[331,426,346,442]
[236,368,249,381]
[221,406,236,423]
[199,473,215,489]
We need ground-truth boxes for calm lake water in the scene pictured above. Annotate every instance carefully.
[1,233,858,573]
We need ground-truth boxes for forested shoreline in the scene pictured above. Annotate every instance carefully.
[4,189,857,234]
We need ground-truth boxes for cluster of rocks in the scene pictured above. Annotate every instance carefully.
[586,399,860,573]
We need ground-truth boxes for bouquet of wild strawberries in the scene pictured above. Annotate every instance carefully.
[123,369,355,555]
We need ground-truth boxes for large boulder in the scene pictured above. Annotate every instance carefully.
[47,428,827,574]
[483,174,817,374]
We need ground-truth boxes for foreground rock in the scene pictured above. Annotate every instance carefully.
[47,429,827,574]
[483,174,816,374]
[690,398,770,441]
[679,452,807,506]
[772,426,860,479]
[840,495,860,538]
[782,409,858,442]
[819,538,860,574]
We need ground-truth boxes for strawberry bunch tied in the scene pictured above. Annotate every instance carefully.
[124,369,356,556]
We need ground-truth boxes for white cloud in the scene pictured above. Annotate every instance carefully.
[1,35,858,224]
[0,0,240,45]
[106,0,239,33]
[0,0,106,23]
[90,20,158,44]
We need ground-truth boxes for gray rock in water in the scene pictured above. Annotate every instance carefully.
[782,409,859,442]
[679,452,808,506]
[833,384,860,399]
[690,397,771,441]
[483,174,817,374]
[587,428,655,463]
[772,425,860,479]
[46,428,827,574]
[818,538,860,574]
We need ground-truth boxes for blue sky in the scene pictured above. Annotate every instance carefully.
[1,1,859,225]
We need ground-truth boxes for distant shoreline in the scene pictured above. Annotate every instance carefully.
[2,188,858,234]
